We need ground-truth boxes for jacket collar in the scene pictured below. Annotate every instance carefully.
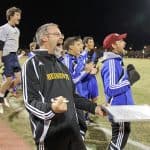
[101,52,122,62]
[34,49,57,60]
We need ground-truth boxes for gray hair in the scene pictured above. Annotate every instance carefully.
[35,23,58,46]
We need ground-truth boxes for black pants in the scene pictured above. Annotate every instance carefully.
[77,109,87,138]
[107,122,131,150]
[36,131,87,150]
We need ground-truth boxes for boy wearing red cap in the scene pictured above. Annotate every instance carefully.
[101,33,134,149]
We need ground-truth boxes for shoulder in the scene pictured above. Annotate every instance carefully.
[101,58,117,72]
[0,24,13,36]
[0,24,7,31]
[1,23,10,30]
[102,58,114,65]
[23,55,36,67]
[59,60,70,73]
[81,50,87,57]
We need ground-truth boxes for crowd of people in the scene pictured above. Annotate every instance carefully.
[0,6,140,150]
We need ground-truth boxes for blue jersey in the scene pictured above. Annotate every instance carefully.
[101,52,134,105]
[80,49,97,64]
[61,53,88,95]
[79,50,99,99]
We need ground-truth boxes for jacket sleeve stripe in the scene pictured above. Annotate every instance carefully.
[22,59,55,120]
[63,54,70,69]
[31,59,39,80]
[109,59,130,89]
[30,117,36,138]
[22,61,54,118]
[73,70,87,84]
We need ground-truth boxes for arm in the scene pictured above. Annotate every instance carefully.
[0,27,6,65]
[18,51,26,59]
[101,59,130,97]
[74,93,97,114]
[74,93,106,116]
[0,51,3,66]
[62,54,89,84]
[72,57,95,84]
[69,76,105,116]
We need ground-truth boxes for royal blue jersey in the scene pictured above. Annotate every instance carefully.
[101,52,134,105]
[79,50,99,99]
[61,53,88,95]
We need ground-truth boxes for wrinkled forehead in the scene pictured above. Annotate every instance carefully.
[74,40,82,45]
[115,39,125,44]
[13,12,21,16]
[87,39,94,43]
[47,25,61,33]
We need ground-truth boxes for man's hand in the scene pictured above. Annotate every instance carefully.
[95,105,108,117]
[84,62,94,73]
[0,59,4,74]
[127,64,140,85]
[21,50,26,56]
[51,96,68,113]
[90,67,97,75]
[0,51,3,67]
[0,65,4,74]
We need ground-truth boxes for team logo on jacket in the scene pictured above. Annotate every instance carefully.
[47,73,69,80]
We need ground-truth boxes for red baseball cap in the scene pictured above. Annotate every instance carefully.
[103,33,127,49]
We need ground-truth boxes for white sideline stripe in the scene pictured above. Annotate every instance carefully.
[96,127,150,150]
[86,147,93,150]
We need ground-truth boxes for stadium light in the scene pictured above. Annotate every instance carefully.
[129,47,132,50]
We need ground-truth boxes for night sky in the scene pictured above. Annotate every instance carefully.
[1,0,150,50]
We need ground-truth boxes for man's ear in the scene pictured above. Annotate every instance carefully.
[85,43,88,47]
[69,45,74,50]
[112,43,116,49]
[42,35,48,42]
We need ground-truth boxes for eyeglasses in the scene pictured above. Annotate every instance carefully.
[46,32,62,37]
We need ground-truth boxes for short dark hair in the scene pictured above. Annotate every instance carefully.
[83,36,93,45]
[6,7,22,21]
[63,36,81,50]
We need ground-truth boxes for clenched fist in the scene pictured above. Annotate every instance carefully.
[51,96,69,113]
[95,105,107,117]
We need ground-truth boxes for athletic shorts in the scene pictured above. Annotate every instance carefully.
[2,52,21,77]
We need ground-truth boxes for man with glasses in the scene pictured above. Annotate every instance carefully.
[22,23,105,150]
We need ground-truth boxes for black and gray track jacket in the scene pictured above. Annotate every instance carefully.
[22,50,97,143]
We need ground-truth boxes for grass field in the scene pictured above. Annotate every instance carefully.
[0,57,150,150]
